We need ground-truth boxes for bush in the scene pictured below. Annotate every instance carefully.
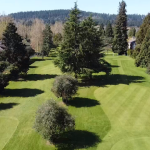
[51,75,78,103]
[34,100,75,142]
[0,73,10,92]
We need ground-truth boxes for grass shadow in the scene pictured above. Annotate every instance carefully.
[1,88,44,97]
[0,103,18,111]
[111,65,119,68]
[25,74,57,81]
[54,130,101,150]
[80,74,145,87]
[68,97,100,108]
[29,66,38,68]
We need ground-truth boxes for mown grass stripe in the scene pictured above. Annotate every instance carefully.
[117,87,146,127]
[125,89,150,128]
[107,85,136,118]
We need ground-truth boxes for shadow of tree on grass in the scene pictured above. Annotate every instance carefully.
[68,97,100,108]
[80,74,145,87]
[29,66,38,68]
[26,74,57,81]
[1,88,44,97]
[0,103,18,111]
[54,130,101,150]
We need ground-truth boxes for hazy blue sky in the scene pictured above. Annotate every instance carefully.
[0,0,149,15]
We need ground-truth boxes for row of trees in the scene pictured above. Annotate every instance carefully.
[129,14,150,68]
[35,75,78,143]
[0,22,34,92]
[10,9,145,27]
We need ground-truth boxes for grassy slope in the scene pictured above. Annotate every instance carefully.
[0,55,150,150]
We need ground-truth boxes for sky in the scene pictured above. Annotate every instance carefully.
[0,0,149,15]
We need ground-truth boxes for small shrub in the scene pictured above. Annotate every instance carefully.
[34,100,75,142]
[0,73,10,92]
[51,75,78,103]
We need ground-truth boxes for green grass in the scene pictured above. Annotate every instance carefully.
[1,55,150,150]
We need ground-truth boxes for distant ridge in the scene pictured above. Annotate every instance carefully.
[9,9,145,26]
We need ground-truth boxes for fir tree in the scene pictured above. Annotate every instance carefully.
[55,2,81,77]
[136,14,150,45]
[2,23,29,75]
[105,22,113,37]
[135,27,150,67]
[80,16,103,79]
[132,14,150,58]
[112,0,128,55]
[41,24,53,57]
[99,23,105,36]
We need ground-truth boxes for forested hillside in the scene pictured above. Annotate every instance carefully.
[9,9,145,26]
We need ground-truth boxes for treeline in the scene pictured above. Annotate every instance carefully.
[129,14,150,71]
[9,9,145,27]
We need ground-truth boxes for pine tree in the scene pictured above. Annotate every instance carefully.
[136,14,150,45]
[99,23,105,36]
[135,27,150,67]
[80,16,103,79]
[112,0,128,55]
[55,2,81,77]
[132,14,150,58]
[41,24,53,57]
[2,23,30,76]
[105,22,113,37]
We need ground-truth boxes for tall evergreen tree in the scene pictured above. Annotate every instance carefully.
[105,22,113,37]
[99,23,105,36]
[2,23,29,74]
[55,2,81,77]
[112,0,128,55]
[135,27,150,67]
[41,24,53,57]
[132,14,150,58]
[80,16,103,79]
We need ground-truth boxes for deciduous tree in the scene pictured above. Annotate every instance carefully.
[51,75,78,103]
[34,99,75,142]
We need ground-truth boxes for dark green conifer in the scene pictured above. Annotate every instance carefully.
[55,2,81,77]
[135,27,150,67]
[105,22,113,37]
[41,24,53,57]
[112,0,128,55]
[133,14,150,58]
[80,16,103,79]
[99,23,105,36]
[2,23,29,75]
